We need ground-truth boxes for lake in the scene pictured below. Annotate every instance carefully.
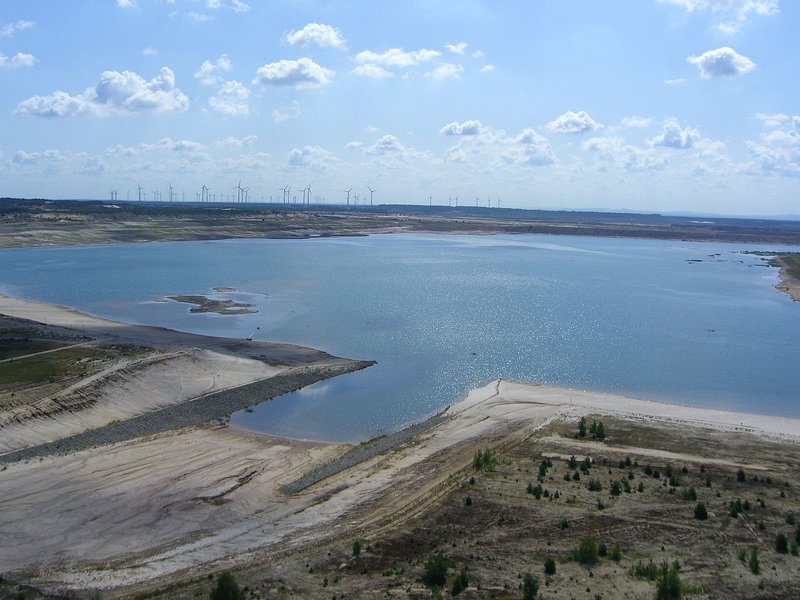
[1,233,798,442]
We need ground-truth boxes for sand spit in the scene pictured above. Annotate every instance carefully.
[2,376,800,595]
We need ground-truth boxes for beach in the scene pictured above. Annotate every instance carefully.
[2,294,800,599]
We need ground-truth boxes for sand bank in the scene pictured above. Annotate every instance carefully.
[0,291,371,455]
[3,375,800,594]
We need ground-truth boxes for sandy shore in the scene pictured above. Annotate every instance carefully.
[3,294,800,596]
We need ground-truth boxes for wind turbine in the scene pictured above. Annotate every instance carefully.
[475,196,480,207]
[343,187,352,206]
[201,185,208,202]
[368,186,376,206]
[428,195,432,206]
[168,183,175,202]
[243,187,250,203]
[137,183,144,202]
[303,183,311,205]
[233,180,244,203]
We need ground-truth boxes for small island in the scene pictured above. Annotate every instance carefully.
[168,294,257,315]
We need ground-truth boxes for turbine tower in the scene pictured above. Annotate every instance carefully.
[343,187,352,206]
[168,183,175,202]
[233,180,245,203]
[137,183,144,202]
[368,186,376,206]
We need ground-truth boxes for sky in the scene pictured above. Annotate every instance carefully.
[1,0,798,216]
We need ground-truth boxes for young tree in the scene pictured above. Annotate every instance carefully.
[749,546,760,575]
[210,572,244,600]
[579,417,587,438]
[574,535,599,566]
[655,561,681,600]
[451,570,469,595]
[776,532,789,554]
[694,502,708,521]
[544,555,557,575]
[422,554,451,588]
[352,540,361,557]
[522,573,539,600]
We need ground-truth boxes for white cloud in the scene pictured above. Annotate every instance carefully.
[506,129,557,166]
[621,116,654,128]
[583,136,667,171]
[143,46,157,57]
[209,80,249,116]
[665,78,686,85]
[547,110,602,134]
[187,12,211,22]
[285,145,339,171]
[0,52,36,68]
[230,0,249,12]
[345,141,363,149]
[116,0,134,7]
[480,65,495,73]
[273,101,301,123]
[440,120,484,136]
[215,135,257,147]
[658,0,779,33]
[14,67,189,118]
[427,63,464,80]
[13,149,63,165]
[756,113,789,128]
[1,20,34,36]
[688,47,755,78]
[284,23,346,49]
[650,121,700,149]
[446,43,467,54]
[472,50,485,58]
[253,58,333,89]
[365,135,407,156]
[746,120,800,176]
[355,48,441,68]
[194,54,232,85]
[352,64,393,80]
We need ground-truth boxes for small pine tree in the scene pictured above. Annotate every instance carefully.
[737,468,746,482]
[776,533,789,554]
[522,573,539,600]
[750,546,760,575]
[451,570,468,596]
[352,540,361,557]
[544,555,556,575]
[421,554,451,588]
[610,541,622,562]
[694,502,708,521]
[579,417,587,438]
[574,535,599,566]
[655,561,681,600]
[210,572,244,600]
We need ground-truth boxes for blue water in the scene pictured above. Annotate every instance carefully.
[1,234,798,442]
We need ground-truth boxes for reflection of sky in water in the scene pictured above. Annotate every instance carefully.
[1,234,799,442]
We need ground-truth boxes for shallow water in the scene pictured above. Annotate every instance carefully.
[1,234,798,442]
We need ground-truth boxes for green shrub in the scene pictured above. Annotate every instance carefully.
[737,469,746,482]
[588,479,603,491]
[750,546,760,575]
[573,535,599,566]
[655,561,681,600]
[609,542,622,562]
[451,570,468,595]
[522,573,539,600]
[694,502,708,521]
[776,533,789,554]
[352,540,361,557]
[682,487,697,501]
[210,572,244,600]
[421,554,452,588]
[473,449,496,471]
[544,555,556,575]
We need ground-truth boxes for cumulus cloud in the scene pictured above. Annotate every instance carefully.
[507,129,557,166]
[480,65,495,73]
[364,134,407,156]
[209,80,249,116]
[650,121,700,149]
[0,52,36,68]
[215,135,257,147]
[143,46,157,57]
[355,48,440,68]
[273,101,301,123]
[194,54,232,85]
[352,64,392,80]
[687,46,755,78]
[621,116,654,128]
[285,145,339,170]
[547,110,602,134]
[440,120,484,136]
[1,20,34,36]
[253,58,333,89]
[284,23,346,49]
[14,67,189,118]
[658,0,778,33]
[746,118,800,176]
[13,149,63,165]
[446,42,467,54]
[583,137,667,171]
[427,63,464,80]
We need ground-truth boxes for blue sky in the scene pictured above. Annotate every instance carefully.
[1,1,798,216]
